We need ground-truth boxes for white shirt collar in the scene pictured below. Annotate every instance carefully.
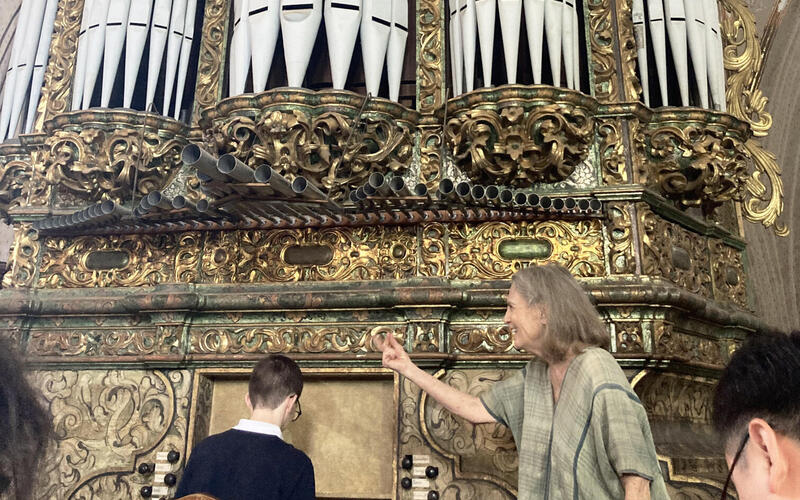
[232,419,283,440]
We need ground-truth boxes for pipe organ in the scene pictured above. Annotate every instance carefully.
[0,0,789,498]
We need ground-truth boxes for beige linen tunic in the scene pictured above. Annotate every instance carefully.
[480,347,669,499]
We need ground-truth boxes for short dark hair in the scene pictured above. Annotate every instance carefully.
[248,355,303,410]
[712,331,800,447]
[0,337,52,499]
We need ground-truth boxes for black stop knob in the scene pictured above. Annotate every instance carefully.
[400,477,412,489]
[138,463,153,475]
[401,455,413,470]
[167,450,180,463]
[164,473,177,487]
[425,465,439,479]
[428,491,439,500]
[140,485,152,498]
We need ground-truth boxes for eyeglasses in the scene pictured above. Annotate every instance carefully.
[720,432,749,500]
[291,399,302,422]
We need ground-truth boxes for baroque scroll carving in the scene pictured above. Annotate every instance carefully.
[445,88,597,187]
[32,370,190,499]
[719,0,787,234]
[38,232,200,288]
[42,111,188,204]
[200,90,418,201]
[190,325,405,355]
[0,145,32,219]
[638,206,712,297]
[448,220,604,279]
[192,0,228,125]
[643,120,749,214]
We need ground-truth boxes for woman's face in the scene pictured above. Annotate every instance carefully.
[504,285,547,355]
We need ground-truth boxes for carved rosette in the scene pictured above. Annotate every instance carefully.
[445,86,597,187]
[641,111,750,214]
[199,88,420,201]
[0,144,32,219]
[42,110,189,204]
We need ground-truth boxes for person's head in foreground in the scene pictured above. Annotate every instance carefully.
[505,264,608,363]
[712,331,800,500]
[247,354,304,428]
[0,338,51,500]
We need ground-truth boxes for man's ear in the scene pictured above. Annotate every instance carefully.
[245,393,253,412]
[748,418,788,494]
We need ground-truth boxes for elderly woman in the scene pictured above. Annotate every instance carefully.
[378,264,668,499]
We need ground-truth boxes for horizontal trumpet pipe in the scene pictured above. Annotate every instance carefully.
[182,144,226,181]
[217,154,257,183]
[253,164,296,197]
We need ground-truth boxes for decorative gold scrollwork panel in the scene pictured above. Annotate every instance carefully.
[42,110,189,205]
[36,220,604,287]
[31,369,190,499]
[445,87,598,187]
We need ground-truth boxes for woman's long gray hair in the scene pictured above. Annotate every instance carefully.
[511,264,608,362]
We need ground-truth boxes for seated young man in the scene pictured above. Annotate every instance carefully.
[712,331,800,500]
[176,355,315,500]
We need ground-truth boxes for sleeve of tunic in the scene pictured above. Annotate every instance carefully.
[592,386,663,482]
[478,367,526,428]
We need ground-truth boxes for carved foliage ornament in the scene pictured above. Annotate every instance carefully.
[202,90,418,201]
[0,145,31,219]
[445,88,597,187]
[719,0,787,235]
[645,122,749,213]
[32,370,190,498]
[42,111,188,204]
[638,206,713,298]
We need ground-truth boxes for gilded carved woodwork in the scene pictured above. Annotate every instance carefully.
[0,144,31,219]
[200,90,418,201]
[190,325,405,355]
[615,322,644,353]
[654,322,724,367]
[28,328,180,357]
[638,206,713,298]
[36,221,603,287]
[192,0,228,126]
[448,220,605,279]
[451,325,514,354]
[416,0,445,114]
[719,0,787,234]
[606,202,637,275]
[597,118,629,184]
[399,372,516,500]
[641,112,749,214]
[613,0,642,102]
[421,370,518,494]
[419,123,444,189]
[586,0,617,101]
[42,0,83,122]
[709,241,747,309]
[42,110,189,204]
[445,87,597,187]
[32,369,190,499]
[2,223,40,288]
[39,232,199,288]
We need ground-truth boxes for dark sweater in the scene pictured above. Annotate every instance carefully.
[175,429,315,500]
